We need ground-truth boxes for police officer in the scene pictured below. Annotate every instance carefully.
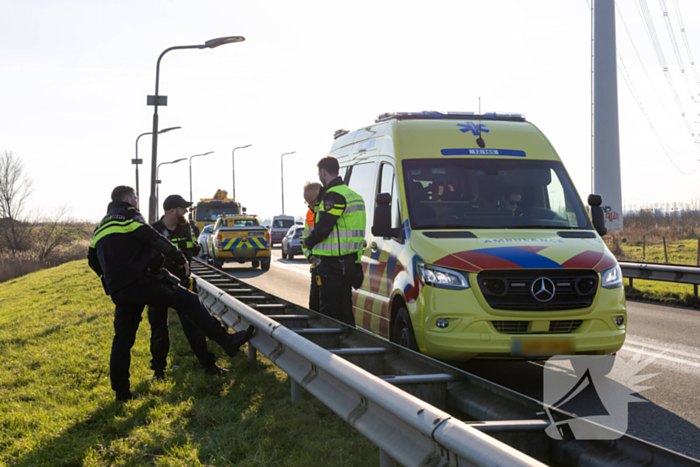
[149,194,227,378]
[303,156,366,326]
[87,186,254,402]
[301,182,324,311]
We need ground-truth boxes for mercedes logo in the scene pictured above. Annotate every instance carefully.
[531,277,556,302]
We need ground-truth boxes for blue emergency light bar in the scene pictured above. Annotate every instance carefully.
[375,111,526,123]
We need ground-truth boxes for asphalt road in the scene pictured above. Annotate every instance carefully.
[213,248,700,461]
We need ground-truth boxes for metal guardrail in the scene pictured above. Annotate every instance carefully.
[194,272,544,467]
[191,259,700,466]
[619,261,700,295]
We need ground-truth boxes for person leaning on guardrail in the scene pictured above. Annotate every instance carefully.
[303,156,366,326]
[148,194,229,379]
[301,181,325,312]
[87,186,255,403]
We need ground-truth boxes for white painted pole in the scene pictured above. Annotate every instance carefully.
[593,0,623,233]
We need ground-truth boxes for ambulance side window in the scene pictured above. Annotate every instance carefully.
[378,163,399,230]
[346,162,377,235]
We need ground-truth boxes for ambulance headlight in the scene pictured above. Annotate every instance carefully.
[601,265,623,289]
[417,262,470,290]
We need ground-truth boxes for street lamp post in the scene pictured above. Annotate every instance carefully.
[134,126,181,200]
[189,151,215,204]
[156,158,187,219]
[280,151,296,215]
[231,144,251,199]
[147,36,245,223]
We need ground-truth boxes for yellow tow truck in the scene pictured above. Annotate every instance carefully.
[191,190,243,234]
[208,214,271,271]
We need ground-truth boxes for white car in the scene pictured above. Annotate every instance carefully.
[197,224,214,259]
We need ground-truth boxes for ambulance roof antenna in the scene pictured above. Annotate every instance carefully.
[476,97,486,148]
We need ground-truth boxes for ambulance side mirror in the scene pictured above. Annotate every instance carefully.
[588,194,607,237]
[372,193,400,238]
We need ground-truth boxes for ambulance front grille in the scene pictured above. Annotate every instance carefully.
[492,321,529,334]
[491,320,583,334]
[478,270,598,311]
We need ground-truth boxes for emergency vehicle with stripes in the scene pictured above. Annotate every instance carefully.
[330,111,625,360]
[208,214,271,271]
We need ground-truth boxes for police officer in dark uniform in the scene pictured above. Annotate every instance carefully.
[87,186,254,402]
[149,194,227,378]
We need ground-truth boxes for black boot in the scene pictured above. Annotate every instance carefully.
[223,325,255,358]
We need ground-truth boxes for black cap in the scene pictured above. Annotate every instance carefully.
[163,195,193,211]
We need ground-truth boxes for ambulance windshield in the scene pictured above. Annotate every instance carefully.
[403,159,592,230]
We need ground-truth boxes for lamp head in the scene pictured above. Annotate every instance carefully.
[205,36,245,48]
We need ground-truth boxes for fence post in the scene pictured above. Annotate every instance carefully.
[643,235,646,261]
[291,379,302,404]
[696,237,699,266]
[663,237,668,263]
[248,342,257,363]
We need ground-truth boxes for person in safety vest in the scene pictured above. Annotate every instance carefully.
[87,186,254,402]
[301,181,324,311]
[303,156,365,326]
[149,195,228,378]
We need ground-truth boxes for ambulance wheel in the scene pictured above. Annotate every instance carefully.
[252,261,260,268]
[261,259,271,271]
[392,307,418,352]
[288,251,294,260]
[282,247,288,259]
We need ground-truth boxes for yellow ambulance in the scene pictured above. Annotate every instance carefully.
[331,111,625,360]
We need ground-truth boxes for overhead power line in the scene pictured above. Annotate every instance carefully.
[672,0,700,85]
[616,2,678,119]
[617,49,698,175]
[659,0,694,99]
[635,0,695,136]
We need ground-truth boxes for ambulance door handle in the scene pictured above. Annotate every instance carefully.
[370,242,378,252]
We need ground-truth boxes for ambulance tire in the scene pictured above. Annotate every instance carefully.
[282,247,287,259]
[393,308,419,352]
[288,251,294,260]
[261,259,271,271]
[252,261,260,268]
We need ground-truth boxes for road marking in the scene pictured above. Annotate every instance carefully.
[621,343,700,369]
[624,339,700,360]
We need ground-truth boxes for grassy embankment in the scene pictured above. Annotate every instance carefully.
[611,210,700,308]
[0,260,376,466]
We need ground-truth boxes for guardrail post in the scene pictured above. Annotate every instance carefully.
[379,449,397,467]
[247,342,257,362]
[695,285,698,298]
[629,277,634,289]
[291,379,302,404]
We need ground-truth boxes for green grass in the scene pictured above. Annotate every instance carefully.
[616,238,700,308]
[0,260,376,466]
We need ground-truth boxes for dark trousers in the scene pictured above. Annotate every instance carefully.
[147,305,216,372]
[109,276,234,394]
[318,256,357,326]
[309,266,320,312]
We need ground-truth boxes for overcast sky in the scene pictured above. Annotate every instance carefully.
[1,0,699,222]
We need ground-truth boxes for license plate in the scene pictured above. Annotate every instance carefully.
[512,338,575,357]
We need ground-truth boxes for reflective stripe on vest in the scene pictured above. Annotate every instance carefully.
[313,185,366,257]
[90,218,144,247]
